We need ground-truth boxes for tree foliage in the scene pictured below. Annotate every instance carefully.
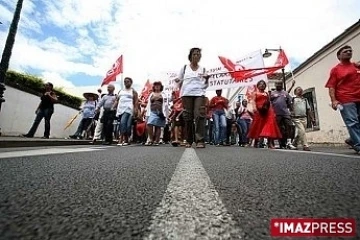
[5,70,82,109]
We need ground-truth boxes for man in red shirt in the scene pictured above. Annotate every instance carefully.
[325,45,360,153]
[210,90,229,146]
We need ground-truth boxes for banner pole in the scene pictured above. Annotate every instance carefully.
[121,74,124,90]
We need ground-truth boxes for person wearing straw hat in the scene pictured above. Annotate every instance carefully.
[69,92,98,139]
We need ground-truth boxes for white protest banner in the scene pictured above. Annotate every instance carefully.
[162,50,268,92]
[163,71,179,93]
[207,50,268,90]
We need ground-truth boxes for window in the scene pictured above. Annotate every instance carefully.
[303,87,320,131]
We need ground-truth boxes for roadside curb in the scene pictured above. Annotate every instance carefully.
[309,142,348,148]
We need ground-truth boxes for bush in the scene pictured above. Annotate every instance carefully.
[5,70,82,109]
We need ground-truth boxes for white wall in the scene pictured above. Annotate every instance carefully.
[0,85,81,138]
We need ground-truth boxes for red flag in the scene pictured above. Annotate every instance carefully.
[245,49,290,96]
[140,79,152,102]
[101,55,123,86]
[274,49,289,67]
[173,98,183,112]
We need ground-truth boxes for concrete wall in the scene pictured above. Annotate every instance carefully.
[0,85,81,138]
[285,28,360,143]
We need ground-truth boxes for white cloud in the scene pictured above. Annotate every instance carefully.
[40,71,125,98]
[41,72,75,89]
[0,0,359,98]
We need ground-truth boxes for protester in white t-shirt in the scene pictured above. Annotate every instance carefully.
[174,48,210,148]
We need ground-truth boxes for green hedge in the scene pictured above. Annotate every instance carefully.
[5,70,82,109]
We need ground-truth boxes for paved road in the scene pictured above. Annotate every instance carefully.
[0,145,359,239]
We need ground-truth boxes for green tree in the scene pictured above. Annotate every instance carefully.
[0,0,24,111]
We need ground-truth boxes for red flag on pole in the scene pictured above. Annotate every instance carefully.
[101,55,123,86]
[244,49,289,98]
[140,79,152,102]
[274,49,289,67]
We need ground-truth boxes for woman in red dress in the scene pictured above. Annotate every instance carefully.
[247,80,282,148]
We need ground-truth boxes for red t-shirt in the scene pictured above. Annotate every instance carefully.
[210,96,228,111]
[325,62,360,103]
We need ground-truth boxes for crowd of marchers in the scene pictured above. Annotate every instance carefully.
[22,46,360,154]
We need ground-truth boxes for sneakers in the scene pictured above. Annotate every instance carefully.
[117,142,129,146]
[286,143,297,150]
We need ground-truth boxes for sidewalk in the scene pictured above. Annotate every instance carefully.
[0,136,91,148]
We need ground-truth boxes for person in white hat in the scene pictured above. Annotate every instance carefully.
[69,92,98,139]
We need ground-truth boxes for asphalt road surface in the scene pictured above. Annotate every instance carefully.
[0,145,359,240]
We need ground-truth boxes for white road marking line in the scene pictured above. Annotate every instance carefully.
[272,149,360,159]
[144,148,242,240]
[0,147,105,159]
[88,146,114,149]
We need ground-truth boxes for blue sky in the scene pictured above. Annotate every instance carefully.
[0,0,359,97]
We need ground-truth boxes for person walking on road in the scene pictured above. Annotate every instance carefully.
[291,87,315,151]
[270,81,297,150]
[90,93,106,144]
[210,89,229,146]
[69,92,97,139]
[325,45,360,153]
[23,82,57,139]
[145,81,167,146]
[247,80,282,148]
[113,77,138,146]
[174,47,210,148]
[95,84,117,145]
[237,99,253,147]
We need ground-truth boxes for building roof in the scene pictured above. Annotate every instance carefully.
[286,19,360,80]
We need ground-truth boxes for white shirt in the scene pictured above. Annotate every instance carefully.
[178,64,208,97]
[116,89,134,116]
[225,108,235,120]
[292,96,310,117]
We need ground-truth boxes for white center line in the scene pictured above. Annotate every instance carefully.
[144,148,242,240]
[0,147,105,159]
[272,149,360,159]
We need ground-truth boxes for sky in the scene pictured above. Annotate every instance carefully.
[0,0,359,98]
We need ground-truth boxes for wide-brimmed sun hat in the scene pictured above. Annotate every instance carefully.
[83,92,99,100]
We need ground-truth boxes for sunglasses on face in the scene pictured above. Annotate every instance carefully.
[341,49,352,54]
